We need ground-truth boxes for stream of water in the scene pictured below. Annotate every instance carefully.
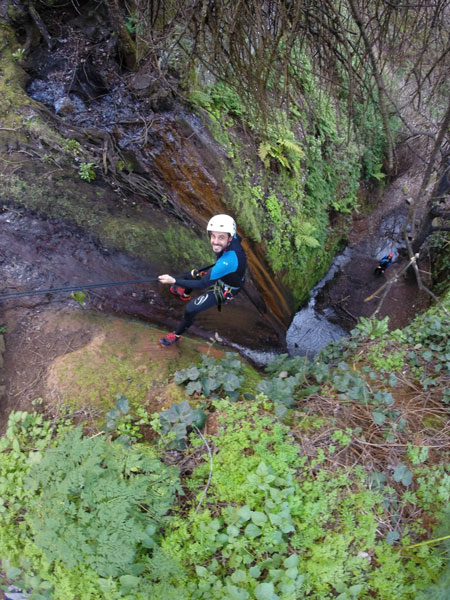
[235,207,409,366]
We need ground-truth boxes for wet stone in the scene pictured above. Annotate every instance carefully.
[54,95,77,114]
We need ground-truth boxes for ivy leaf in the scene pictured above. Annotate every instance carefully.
[251,511,268,526]
[175,401,195,423]
[171,422,187,440]
[191,408,207,429]
[254,582,277,600]
[223,374,242,392]
[201,377,220,396]
[283,554,299,569]
[386,530,400,544]
[115,395,130,414]
[393,464,413,486]
[372,411,386,425]
[244,523,262,538]
[174,369,190,384]
[160,405,181,424]
[186,365,200,380]
[237,505,252,523]
[186,380,203,395]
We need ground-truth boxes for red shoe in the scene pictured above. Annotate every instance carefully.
[170,284,191,301]
[159,332,180,347]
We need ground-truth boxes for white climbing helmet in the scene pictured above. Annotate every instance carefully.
[206,214,236,237]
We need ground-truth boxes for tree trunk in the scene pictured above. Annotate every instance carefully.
[106,0,137,71]
[347,0,394,173]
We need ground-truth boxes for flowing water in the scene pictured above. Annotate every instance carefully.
[286,207,409,358]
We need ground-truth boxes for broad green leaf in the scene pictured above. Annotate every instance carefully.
[119,574,141,592]
[252,511,268,526]
[254,582,277,600]
[231,569,247,583]
[283,554,299,569]
[237,505,252,523]
[192,408,207,429]
[175,400,195,423]
[372,411,386,425]
[249,565,262,578]
[393,464,413,486]
[186,365,200,380]
[227,524,240,537]
[6,566,22,580]
[245,523,262,538]
[186,380,203,396]
[174,369,190,384]
[386,530,400,544]
[115,395,130,414]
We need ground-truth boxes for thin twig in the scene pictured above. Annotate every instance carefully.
[193,425,213,514]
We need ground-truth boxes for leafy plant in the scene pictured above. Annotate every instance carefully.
[79,162,96,181]
[12,48,25,61]
[70,290,86,307]
[62,139,82,156]
[294,220,320,249]
[258,135,304,172]
[354,316,390,340]
[159,401,207,449]
[103,394,153,443]
[174,353,244,401]
[26,427,180,577]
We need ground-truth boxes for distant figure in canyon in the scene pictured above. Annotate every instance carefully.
[374,253,394,276]
[158,214,247,347]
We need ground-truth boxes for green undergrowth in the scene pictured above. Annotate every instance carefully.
[1,294,449,598]
[189,65,387,302]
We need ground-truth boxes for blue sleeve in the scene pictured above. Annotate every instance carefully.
[175,251,238,290]
[210,251,238,279]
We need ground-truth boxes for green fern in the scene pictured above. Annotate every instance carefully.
[294,221,320,249]
[258,141,272,168]
[26,428,180,577]
[277,137,304,158]
[258,137,304,172]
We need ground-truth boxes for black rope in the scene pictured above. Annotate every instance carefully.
[0,276,166,301]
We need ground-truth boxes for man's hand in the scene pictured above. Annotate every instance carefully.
[158,274,176,285]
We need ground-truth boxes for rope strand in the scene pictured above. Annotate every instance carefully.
[0,275,172,301]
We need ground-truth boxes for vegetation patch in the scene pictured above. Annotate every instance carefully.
[1,294,448,599]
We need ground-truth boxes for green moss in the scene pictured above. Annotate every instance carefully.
[48,312,218,416]
[240,363,263,396]
[3,174,209,270]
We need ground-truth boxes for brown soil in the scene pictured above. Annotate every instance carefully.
[0,303,230,435]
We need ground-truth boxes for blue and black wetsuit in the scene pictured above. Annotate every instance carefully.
[379,255,393,269]
[173,235,247,336]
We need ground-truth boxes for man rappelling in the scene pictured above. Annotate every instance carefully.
[374,253,393,276]
[158,214,247,347]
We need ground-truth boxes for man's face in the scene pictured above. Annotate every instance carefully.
[210,231,231,254]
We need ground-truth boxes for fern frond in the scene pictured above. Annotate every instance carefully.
[258,142,271,168]
[278,138,304,158]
